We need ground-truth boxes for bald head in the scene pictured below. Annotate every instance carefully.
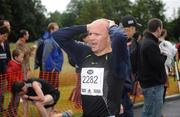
[87,19,112,56]
[88,19,109,33]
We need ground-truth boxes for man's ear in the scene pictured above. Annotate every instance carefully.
[156,27,161,34]
[159,26,163,31]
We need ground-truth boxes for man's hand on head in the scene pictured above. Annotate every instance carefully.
[108,20,116,28]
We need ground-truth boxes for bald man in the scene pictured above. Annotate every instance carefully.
[52,19,128,117]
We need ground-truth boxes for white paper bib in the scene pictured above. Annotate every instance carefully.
[0,53,7,59]
[81,67,104,96]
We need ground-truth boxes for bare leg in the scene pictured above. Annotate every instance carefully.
[50,110,73,117]
[34,95,54,117]
[34,102,49,117]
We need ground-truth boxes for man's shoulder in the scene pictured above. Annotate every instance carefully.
[142,36,156,45]
[15,40,21,46]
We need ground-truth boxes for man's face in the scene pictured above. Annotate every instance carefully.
[53,25,59,32]
[158,26,163,38]
[0,33,8,43]
[24,31,29,41]
[88,20,111,55]
[4,21,11,32]
[123,26,136,39]
[19,85,27,96]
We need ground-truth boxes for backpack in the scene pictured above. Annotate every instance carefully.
[34,32,51,69]
[34,39,44,69]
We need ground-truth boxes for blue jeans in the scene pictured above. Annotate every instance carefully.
[141,85,164,117]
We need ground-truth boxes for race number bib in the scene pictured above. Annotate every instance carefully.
[81,68,104,96]
[0,53,7,59]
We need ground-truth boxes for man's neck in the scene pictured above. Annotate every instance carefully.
[152,32,159,39]
[95,47,112,56]
[19,38,26,43]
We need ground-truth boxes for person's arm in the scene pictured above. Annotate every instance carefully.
[28,81,45,102]
[52,25,90,66]
[22,98,28,117]
[109,25,129,80]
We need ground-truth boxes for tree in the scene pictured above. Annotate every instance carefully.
[48,11,62,27]
[60,12,77,26]
[66,0,132,24]
[0,0,47,42]
[100,0,132,23]
[0,0,12,20]
[132,0,166,31]
[174,13,180,40]
[167,9,180,41]
[77,0,105,24]
[48,11,76,27]
[66,0,83,19]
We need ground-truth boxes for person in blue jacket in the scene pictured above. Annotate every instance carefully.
[52,19,128,117]
[35,22,64,88]
[119,15,142,117]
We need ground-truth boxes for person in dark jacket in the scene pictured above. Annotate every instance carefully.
[52,19,128,117]
[1,20,11,62]
[0,20,11,73]
[0,21,10,114]
[120,15,142,117]
[139,18,167,117]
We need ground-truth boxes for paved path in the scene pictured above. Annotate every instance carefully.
[134,97,180,117]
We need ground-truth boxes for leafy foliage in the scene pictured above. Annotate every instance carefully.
[132,0,166,32]
[0,0,47,42]
[0,0,179,41]
[66,0,132,24]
